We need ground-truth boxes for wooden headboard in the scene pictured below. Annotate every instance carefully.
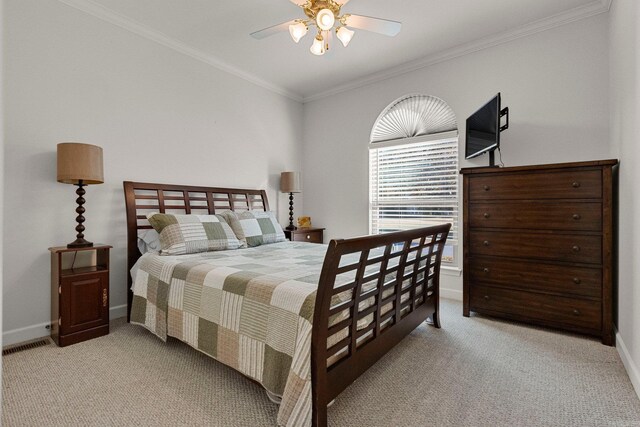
[122,181,270,320]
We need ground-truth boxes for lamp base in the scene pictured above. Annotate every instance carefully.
[67,238,93,249]
[285,225,297,231]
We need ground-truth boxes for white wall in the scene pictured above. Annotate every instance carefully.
[302,14,611,297]
[609,0,640,397]
[1,0,5,394]
[2,0,303,345]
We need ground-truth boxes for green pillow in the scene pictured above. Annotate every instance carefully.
[147,213,240,255]
[221,211,286,248]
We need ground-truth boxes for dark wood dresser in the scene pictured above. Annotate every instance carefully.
[460,160,617,345]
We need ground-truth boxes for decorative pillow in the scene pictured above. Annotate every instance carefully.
[146,213,240,255]
[221,210,286,247]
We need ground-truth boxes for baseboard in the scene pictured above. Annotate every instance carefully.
[2,321,52,347]
[110,304,128,320]
[440,288,463,301]
[615,328,640,400]
[2,304,129,347]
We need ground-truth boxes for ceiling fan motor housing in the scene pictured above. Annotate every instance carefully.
[302,0,342,21]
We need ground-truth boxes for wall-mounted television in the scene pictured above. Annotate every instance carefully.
[465,93,509,167]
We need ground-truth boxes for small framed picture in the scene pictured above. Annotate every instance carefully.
[297,216,311,228]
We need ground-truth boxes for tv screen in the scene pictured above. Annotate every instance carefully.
[465,94,501,159]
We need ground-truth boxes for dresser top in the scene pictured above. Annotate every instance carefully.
[460,159,618,175]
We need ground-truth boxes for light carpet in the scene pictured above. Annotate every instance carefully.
[3,300,640,426]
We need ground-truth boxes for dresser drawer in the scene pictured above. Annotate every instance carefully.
[292,229,323,243]
[470,285,602,331]
[469,201,602,231]
[469,231,602,264]
[469,257,602,298]
[468,170,602,200]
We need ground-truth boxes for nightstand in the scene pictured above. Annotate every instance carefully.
[284,227,325,244]
[49,244,111,347]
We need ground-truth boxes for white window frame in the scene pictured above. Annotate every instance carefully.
[369,131,459,266]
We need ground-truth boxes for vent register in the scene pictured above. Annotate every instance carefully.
[3,338,52,356]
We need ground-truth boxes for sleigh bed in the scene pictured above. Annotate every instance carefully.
[124,181,450,427]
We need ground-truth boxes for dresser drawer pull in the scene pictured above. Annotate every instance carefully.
[483,267,490,273]
[572,181,581,188]
[572,214,581,220]
[484,295,490,300]
[483,185,490,191]
[483,213,490,219]
[306,235,311,240]
[483,240,490,246]
[572,245,581,253]
[573,309,581,316]
[573,277,581,284]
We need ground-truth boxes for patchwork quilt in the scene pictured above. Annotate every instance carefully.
[130,241,333,427]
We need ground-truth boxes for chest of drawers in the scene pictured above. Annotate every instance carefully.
[461,160,617,345]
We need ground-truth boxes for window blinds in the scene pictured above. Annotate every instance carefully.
[369,136,459,261]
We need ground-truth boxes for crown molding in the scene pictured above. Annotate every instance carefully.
[303,0,612,103]
[56,0,304,103]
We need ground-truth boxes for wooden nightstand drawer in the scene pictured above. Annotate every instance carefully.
[285,227,325,244]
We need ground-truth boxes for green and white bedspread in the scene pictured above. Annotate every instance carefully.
[130,241,330,427]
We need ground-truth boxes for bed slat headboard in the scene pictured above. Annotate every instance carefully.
[123,181,270,320]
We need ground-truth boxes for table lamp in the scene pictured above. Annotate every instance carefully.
[280,171,301,231]
[57,142,104,248]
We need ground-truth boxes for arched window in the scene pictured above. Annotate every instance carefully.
[369,94,459,264]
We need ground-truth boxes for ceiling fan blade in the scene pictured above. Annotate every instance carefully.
[344,14,401,37]
[250,20,297,40]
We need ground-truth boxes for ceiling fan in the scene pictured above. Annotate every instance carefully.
[250,0,402,56]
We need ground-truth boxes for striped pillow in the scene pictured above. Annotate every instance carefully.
[221,211,286,248]
[147,213,240,255]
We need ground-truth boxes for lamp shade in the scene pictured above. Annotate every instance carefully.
[57,143,104,185]
[280,171,302,193]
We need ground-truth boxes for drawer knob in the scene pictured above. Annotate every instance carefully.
[573,277,581,284]
[572,245,581,253]
[572,214,581,220]
[573,309,581,316]
[483,267,490,273]
[483,185,490,191]
[306,235,311,240]
[484,295,490,300]
[572,182,581,188]
[483,240,490,246]
[483,213,490,219]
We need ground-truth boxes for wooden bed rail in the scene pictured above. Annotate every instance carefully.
[311,223,451,427]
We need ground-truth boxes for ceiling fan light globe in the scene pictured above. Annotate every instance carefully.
[336,26,355,47]
[310,35,326,55]
[316,8,335,31]
[289,22,308,43]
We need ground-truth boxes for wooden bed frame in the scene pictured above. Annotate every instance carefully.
[123,181,450,427]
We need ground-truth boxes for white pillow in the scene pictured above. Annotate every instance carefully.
[137,229,161,254]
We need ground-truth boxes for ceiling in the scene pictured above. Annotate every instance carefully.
[74,0,608,101]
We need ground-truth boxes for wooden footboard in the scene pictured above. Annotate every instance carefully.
[311,224,451,427]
